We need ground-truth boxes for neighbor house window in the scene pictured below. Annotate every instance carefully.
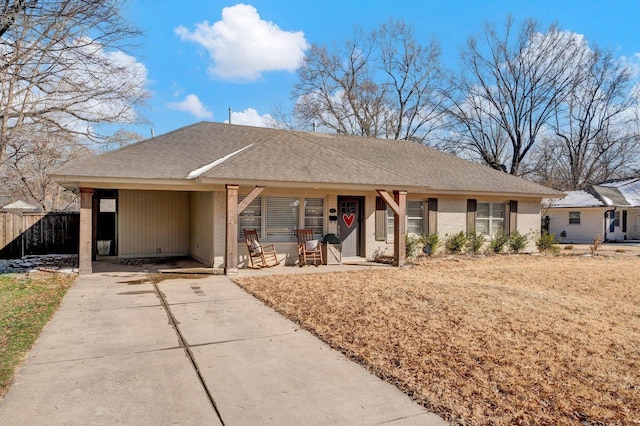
[266,197,299,241]
[569,211,581,225]
[304,198,324,238]
[238,196,262,238]
[614,211,621,227]
[476,202,505,237]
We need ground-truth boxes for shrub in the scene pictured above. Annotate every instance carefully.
[590,235,602,255]
[508,230,529,253]
[444,231,467,254]
[466,230,485,254]
[489,230,510,253]
[536,231,560,254]
[420,233,441,256]
[406,234,420,258]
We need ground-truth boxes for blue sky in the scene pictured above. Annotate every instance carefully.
[124,0,640,137]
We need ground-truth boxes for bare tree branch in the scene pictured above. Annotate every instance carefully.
[440,17,587,175]
[0,0,149,209]
[291,19,443,143]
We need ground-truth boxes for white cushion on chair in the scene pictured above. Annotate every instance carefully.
[305,239,319,251]
[251,240,262,254]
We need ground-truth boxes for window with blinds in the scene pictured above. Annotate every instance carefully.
[386,205,395,239]
[266,197,299,241]
[569,211,581,225]
[385,199,426,241]
[407,200,424,235]
[304,198,324,238]
[238,196,262,240]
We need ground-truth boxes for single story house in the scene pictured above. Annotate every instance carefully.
[51,122,561,274]
[544,177,640,243]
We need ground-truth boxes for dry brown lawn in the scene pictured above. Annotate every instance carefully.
[234,254,640,425]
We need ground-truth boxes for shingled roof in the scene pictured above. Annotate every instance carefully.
[550,177,640,208]
[52,122,560,197]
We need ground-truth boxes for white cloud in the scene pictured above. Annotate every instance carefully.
[167,94,213,119]
[622,53,640,79]
[175,4,308,81]
[0,37,150,140]
[226,108,274,127]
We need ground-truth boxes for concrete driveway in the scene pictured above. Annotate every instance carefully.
[0,269,447,425]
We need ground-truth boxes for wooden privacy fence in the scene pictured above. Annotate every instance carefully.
[0,212,79,259]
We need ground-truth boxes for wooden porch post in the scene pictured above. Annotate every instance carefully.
[225,184,239,275]
[393,190,407,267]
[79,187,94,275]
[376,189,407,267]
[224,185,264,275]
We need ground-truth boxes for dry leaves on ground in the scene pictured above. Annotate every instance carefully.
[234,255,640,425]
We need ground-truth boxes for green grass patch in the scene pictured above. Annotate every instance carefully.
[0,273,75,398]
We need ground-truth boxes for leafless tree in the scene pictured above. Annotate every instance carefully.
[265,103,298,130]
[440,17,587,175]
[102,129,144,152]
[533,48,639,190]
[0,0,35,38]
[292,19,443,143]
[0,0,149,166]
[1,125,92,210]
[374,19,445,142]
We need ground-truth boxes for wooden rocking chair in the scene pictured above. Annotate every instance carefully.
[297,229,323,267]
[244,229,279,268]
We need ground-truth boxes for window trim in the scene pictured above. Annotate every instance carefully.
[568,211,581,225]
[383,199,426,242]
[475,202,506,237]
[238,194,326,242]
[304,197,325,239]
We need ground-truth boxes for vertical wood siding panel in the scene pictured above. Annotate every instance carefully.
[119,190,189,256]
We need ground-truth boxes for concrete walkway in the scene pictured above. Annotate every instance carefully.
[0,269,447,425]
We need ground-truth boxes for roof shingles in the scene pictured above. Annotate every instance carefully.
[53,122,559,197]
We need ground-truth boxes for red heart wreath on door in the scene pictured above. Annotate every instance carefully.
[343,213,355,228]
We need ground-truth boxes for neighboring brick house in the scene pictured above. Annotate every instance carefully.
[51,122,560,274]
[544,177,640,243]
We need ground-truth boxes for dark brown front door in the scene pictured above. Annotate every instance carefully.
[337,197,362,257]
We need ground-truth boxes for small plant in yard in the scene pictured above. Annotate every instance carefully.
[420,233,441,256]
[536,231,560,254]
[405,234,420,258]
[590,235,602,255]
[489,230,509,253]
[507,230,529,253]
[444,231,467,254]
[465,230,485,254]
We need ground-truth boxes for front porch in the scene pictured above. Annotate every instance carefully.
[77,186,408,275]
[86,254,394,276]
